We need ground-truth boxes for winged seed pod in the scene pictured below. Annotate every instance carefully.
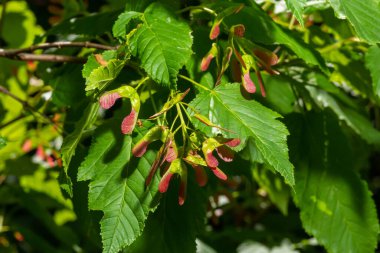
[201,43,218,71]
[158,158,188,205]
[209,4,244,40]
[132,125,168,157]
[241,54,256,94]
[183,152,208,186]
[231,24,245,37]
[99,86,140,134]
[145,134,176,186]
[209,20,222,40]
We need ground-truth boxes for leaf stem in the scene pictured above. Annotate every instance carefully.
[176,6,216,16]
[176,103,188,145]
[178,74,210,91]
[135,76,150,90]
[148,85,161,125]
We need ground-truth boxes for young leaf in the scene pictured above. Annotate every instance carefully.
[77,120,160,253]
[189,83,294,186]
[129,3,193,87]
[289,112,379,253]
[328,0,380,43]
[85,59,125,92]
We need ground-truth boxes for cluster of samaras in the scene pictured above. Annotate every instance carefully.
[100,90,239,205]
[201,4,279,96]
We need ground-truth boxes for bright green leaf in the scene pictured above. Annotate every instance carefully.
[129,3,193,87]
[285,0,306,26]
[85,59,125,92]
[77,120,160,253]
[82,55,101,79]
[328,0,380,43]
[365,45,380,99]
[289,112,379,253]
[189,83,294,186]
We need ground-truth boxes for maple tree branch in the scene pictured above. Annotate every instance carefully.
[6,53,86,63]
[0,41,118,63]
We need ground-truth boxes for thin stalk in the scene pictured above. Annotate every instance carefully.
[176,5,216,16]
[176,103,188,146]
[178,74,210,91]
[135,76,150,90]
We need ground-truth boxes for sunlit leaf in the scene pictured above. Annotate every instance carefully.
[328,0,380,43]
[77,120,160,253]
[189,83,294,186]
[129,3,193,87]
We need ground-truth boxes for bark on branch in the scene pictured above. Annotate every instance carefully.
[0,41,118,63]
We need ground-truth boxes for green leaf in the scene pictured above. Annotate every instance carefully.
[129,3,193,87]
[328,0,380,43]
[51,64,85,107]
[60,102,99,197]
[285,0,306,26]
[112,11,142,38]
[288,112,379,253]
[189,83,294,186]
[306,85,380,145]
[225,4,328,74]
[46,11,122,36]
[262,74,296,115]
[239,138,264,164]
[77,120,160,253]
[0,136,6,149]
[365,45,380,99]
[128,178,207,253]
[85,59,125,92]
